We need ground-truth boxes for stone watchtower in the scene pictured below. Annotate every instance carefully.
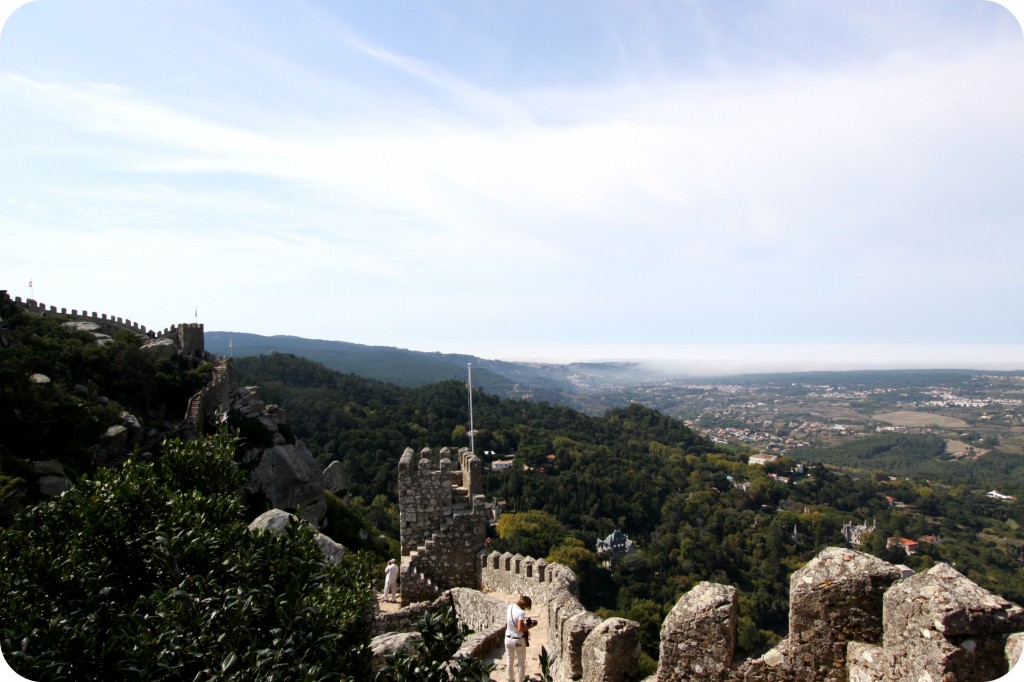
[397,446,489,605]
[175,322,205,359]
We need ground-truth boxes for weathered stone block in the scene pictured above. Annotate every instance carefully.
[582,617,641,682]
[879,563,1024,682]
[658,581,736,682]
[564,610,603,679]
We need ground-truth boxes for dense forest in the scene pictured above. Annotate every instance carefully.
[800,433,1024,490]
[234,353,1024,661]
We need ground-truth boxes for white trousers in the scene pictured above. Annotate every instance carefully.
[504,636,526,682]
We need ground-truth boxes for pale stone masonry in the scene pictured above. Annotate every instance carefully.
[397,447,490,604]
[729,548,903,682]
[658,582,737,682]
[847,563,1024,682]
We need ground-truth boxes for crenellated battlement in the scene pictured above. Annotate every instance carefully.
[13,296,206,358]
[479,550,577,602]
[16,296,155,335]
[397,446,491,605]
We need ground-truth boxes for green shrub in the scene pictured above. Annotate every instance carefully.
[0,431,376,681]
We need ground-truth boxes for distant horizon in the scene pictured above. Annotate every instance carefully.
[10,289,1023,375]
[209,328,1024,375]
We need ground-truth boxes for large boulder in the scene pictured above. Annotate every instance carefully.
[323,460,349,494]
[98,424,129,463]
[246,442,327,526]
[141,337,178,360]
[247,509,347,564]
[33,460,70,497]
[370,632,422,672]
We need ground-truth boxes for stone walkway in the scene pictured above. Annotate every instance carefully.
[376,590,549,680]
[481,591,548,681]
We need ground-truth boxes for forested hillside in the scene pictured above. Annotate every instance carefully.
[0,293,206,515]
[234,353,1024,660]
[0,300,500,681]
[800,433,1024,489]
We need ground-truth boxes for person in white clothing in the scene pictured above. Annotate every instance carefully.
[505,595,534,682]
[382,558,399,603]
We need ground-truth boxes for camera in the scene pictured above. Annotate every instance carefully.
[523,617,538,646]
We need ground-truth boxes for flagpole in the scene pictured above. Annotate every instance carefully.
[467,363,475,454]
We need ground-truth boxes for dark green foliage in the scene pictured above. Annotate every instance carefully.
[0,432,376,681]
[801,433,1024,490]
[0,292,205,498]
[322,490,396,557]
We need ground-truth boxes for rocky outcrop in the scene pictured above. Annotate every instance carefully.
[323,460,348,493]
[231,386,327,527]
[140,336,178,360]
[370,631,422,672]
[94,411,146,465]
[33,460,70,497]
[246,443,327,526]
[247,509,347,564]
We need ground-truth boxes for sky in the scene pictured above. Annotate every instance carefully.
[1,0,1023,371]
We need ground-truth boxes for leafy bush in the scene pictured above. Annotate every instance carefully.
[374,601,495,682]
[0,432,376,681]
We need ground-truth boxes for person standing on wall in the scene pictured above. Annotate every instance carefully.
[505,595,534,682]
[382,558,399,603]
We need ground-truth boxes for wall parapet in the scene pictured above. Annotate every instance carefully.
[480,550,577,603]
[16,296,154,335]
[645,548,1024,682]
[13,297,208,357]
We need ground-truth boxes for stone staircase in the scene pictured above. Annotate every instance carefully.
[181,360,231,438]
[401,487,475,603]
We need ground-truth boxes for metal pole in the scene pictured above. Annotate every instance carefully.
[467,362,475,454]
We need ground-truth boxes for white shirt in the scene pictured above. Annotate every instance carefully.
[506,603,525,638]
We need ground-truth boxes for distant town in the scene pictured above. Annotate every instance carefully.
[585,370,1024,466]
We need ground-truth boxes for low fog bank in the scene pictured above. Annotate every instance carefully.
[508,343,1024,378]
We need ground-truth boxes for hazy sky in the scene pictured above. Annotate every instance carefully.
[2,1,1023,370]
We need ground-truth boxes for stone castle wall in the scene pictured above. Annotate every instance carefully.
[398,447,455,556]
[646,547,1024,682]
[478,548,641,682]
[14,296,204,345]
[391,456,1024,682]
[479,550,578,602]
